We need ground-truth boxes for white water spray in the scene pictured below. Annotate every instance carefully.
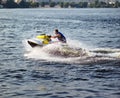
[24,39,120,64]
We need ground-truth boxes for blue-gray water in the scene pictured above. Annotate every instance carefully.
[0,8,120,98]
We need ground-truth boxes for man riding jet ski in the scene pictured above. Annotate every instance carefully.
[27,29,67,48]
[51,29,66,43]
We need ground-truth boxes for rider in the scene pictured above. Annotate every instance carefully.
[51,29,67,43]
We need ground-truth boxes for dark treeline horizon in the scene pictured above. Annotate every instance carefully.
[0,0,120,8]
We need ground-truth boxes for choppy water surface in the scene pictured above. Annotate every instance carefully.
[0,8,120,98]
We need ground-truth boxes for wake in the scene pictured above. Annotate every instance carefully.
[24,39,120,64]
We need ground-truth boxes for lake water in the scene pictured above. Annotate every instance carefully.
[0,8,120,98]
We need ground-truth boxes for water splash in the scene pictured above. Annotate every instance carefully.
[90,48,120,58]
[24,39,120,64]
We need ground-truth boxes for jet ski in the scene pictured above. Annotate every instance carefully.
[27,34,52,48]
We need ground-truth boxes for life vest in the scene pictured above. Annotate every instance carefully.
[57,32,66,43]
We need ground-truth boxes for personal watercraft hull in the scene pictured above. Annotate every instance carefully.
[27,39,44,48]
[27,40,43,48]
[27,34,52,48]
[27,34,65,48]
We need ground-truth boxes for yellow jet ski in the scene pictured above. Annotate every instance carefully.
[27,34,51,48]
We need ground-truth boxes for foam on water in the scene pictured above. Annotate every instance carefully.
[24,39,120,64]
[90,48,120,58]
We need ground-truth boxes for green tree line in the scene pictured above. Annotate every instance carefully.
[1,0,39,8]
[45,1,120,8]
[1,0,120,8]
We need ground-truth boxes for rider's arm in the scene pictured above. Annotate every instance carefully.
[51,34,61,38]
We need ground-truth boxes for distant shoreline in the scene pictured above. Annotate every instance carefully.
[1,7,120,9]
[1,1,120,9]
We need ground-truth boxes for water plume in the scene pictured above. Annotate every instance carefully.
[24,39,120,64]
